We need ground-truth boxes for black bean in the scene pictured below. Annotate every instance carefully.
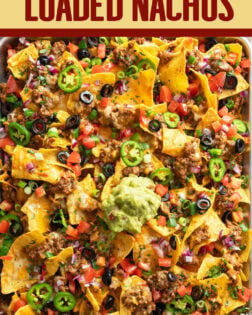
[100,84,114,98]
[77,48,90,60]
[79,91,94,105]
[167,272,177,282]
[57,151,70,164]
[104,295,115,309]
[82,247,96,262]
[169,235,177,250]
[191,286,204,301]
[224,75,238,90]
[222,210,232,223]
[102,268,113,286]
[65,115,80,129]
[38,55,50,66]
[205,37,218,51]
[152,302,165,315]
[235,139,245,154]
[31,119,47,135]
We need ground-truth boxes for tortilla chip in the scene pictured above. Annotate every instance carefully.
[12,146,65,184]
[20,88,38,111]
[162,128,198,157]
[197,254,223,280]
[196,108,220,131]
[8,44,38,80]
[219,74,249,100]
[111,69,155,106]
[67,174,97,225]
[111,232,135,267]
[239,229,252,262]
[148,219,177,237]
[159,48,188,94]
[21,193,53,232]
[85,282,109,312]
[67,73,116,113]
[237,187,250,204]
[15,305,36,315]
[199,274,229,304]
[45,247,74,277]
[1,231,45,294]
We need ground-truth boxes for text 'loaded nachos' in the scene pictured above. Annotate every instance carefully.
[0,36,251,315]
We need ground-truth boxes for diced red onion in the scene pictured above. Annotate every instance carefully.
[233,164,241,175]
[99,135,106,144]
[29,80,39,89]
[240,90,248,98]
[56,279,64,287]
[19,37,30,46]
[228,201,234,209]
[173,94,185,103]
[158,238,170,250]
[182,249,193,257]
[47,65,59,75]
[23,99,32,108]
[71,138,78,148]
[232,245,241,251]
[198,192,208,199]
[219,229,223,240]
[241,132,249,137]
[73,275,81,281]
[39,274,44,282]
[191,166,201,174]
[78,275,85,283]
[122,80,128,92]
[223,236,234,248]
[48,54,55,61]
[203,56,210,62]
[4,153,9,164]
[0,128,7,139]
[152,244,164,258]
[25,162,35,173]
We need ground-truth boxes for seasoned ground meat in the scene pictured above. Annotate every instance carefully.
[209,55,233,72]
[189,225,210,248]
[121,283,154,315]
[46,74,59,90]
[112,42,137,67]
[98,104,137,130]
[0,82,7,103]
[229,94,246,116]
[51,40,67,65]
[158,44,177,65]
[1,184,16,202]
[227,221,243,246]
[215,188,234,213]
[47,171,76,195]
[29,134,44,150]
[123,166,140,177]
[135,37,145,44]
[213,131,235,156]
[174,139,202,185]
[148,271,185,304]
[32,85,60,111]
[223,252,242,271]
[99,140,121,164]
[25,233,65,262]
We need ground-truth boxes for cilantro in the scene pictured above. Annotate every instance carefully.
[207,265,225,278]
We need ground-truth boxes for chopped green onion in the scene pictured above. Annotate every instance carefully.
[117,71,126,79]
[28,181,38,190]
[92,189,100,197]
[98,173,106,183]
[72,128,79,138]
[111,128,117,139]
[99,37,109,46]
[182,199,191,210]
[209,148,223,157]
[189,202,197,216]
[18,180,27,188]
[6,93,18,104]
[188,55,196,64]
[239,223,248,232]
[47,127,59,138]
[178,217,188,227]
[168,216,177,227]
[114,37,127,44]
[24,186,32,195]
[88,109,98,120]
[126,65,139,77]
[91,135,100,143]
[59,209,67,228]
[23,109,34,118]
[45,252,54,258]
[91,58,102,66]
[83,57,91,65]
[224,44,230,52]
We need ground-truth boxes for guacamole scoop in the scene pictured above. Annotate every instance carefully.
[102,175,161,234]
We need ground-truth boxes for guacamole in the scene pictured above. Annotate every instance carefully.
[102,175,161,234]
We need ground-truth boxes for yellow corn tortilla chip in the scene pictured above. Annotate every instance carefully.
[45,247,74,277]
[218,74,249,100]
[85,282,109,312]
[67,174,97,225]
[159,48,188,94]
[162,128,198,157]
[1,231,45,294]
[239,229,252,262]
[148,218,177,237]
[196,108,220,131]
[197,253,223,280]
[8,44,38,80]
[12,146,65,184]
[57,51,86,76]
[15,305,36,315]
[21,193,53,233]
[20,88,38,111]
[111,69,155,106]
[237,187,250,204]
[200,274,229,305]
[111,232,135,267]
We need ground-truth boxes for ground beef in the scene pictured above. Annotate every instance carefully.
[98,104,137,130]
[230,94,246,116]
[209,57,233,73]
[112,42,137,67]
[29,134,44,150]
[215,188,234,213]
[227,221,243,246]
[0,83,7,103]
[99,139,121,164]
[121,283,154,315]
[123,166,140,177]
[174,139,202,185]
[51,41,67,65]
[32,85,60,110]
[46,74,59,90]
[189,225,210,248]
[158,45,177,65]
[148,271,185,304]
[53,276,68,292]
[1,184,16,202]
[223,252,242,271]
[47,171,76,196]
[135,37,145,44]
[213,131,235,156]
[186,50,203,71]
[25,233,65,262]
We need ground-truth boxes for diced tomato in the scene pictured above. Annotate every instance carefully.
[77,221,91,234]
[232,210,243,223]
[47,309,55,315]
[100,97,110,108]
[103,62,116,72]
[189,81,200,97]
[7,49,16,59]
[109,256,116,267]
[199,42,206,53]
[160,86,172,103]
[66,226,79,239]
[177,103,188,116]
[238,286,251,302]
[168,100,180,113]
[69,280,76,294]
[96,256,106,267]
[120,128,134,139]
[221,114,234,125]
[84,266,94,283]
[185,286,192,295]
[138,262,150,271]
[125,264,137,275]
[120,258,130,270]
[158,258,172,267]
[67,151,81,164]
[13,299,27,313]
[80,60,89,69]
[6,75,20,95]
[240,59,251,69]
[81,136,96,149]
[208,72,226,92]
[202,243,215,254]
[218,106,228,117]
[0,137,15,148]
[157,216,166,226]
[0,220,9,234]
[68,42,79,54]
[0,200,13,211]
[212,121,222,132]
[222,174,230,186]
[133,268,142,277]
[0,255,12,260]
[92,65,107,74]
[226,52,238,65]
[155,184,168,197]
[35,186,46,198]
[152,290,161,301]
[140,114,149,126]
[98,44,106,59]
[80,121,94,136]
[94,267,105,277]
[177,285,187,297]
[234,65,242,74]
[70,164,81,177]
[227,125,237,137]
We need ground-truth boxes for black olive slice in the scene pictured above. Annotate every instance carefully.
[82,247,96,262]
[100,84,114,98]
[201,134,213,147]
[38,55,50,66]
[87,37,99,47]
[148,119,161,132]
[222,210,233,223]
[224,75,238,90]
[205,37,218,51]
[196,198,211,213]
[79,91,94,105]
[191,285,205,301]
[57,151,70,164]
[31,119,47,135]
[169,235,177,250]
[1,102,14,116]
[9,221,24,237]
[102,268,113,286]
[167,272,177,282]
[65,115,80,129]
[102,164,115,178]
[235,139,245,153]
[77,48,90,60]
[104,295,115,310]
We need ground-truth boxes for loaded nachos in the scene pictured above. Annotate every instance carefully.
[0,36,251,314]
